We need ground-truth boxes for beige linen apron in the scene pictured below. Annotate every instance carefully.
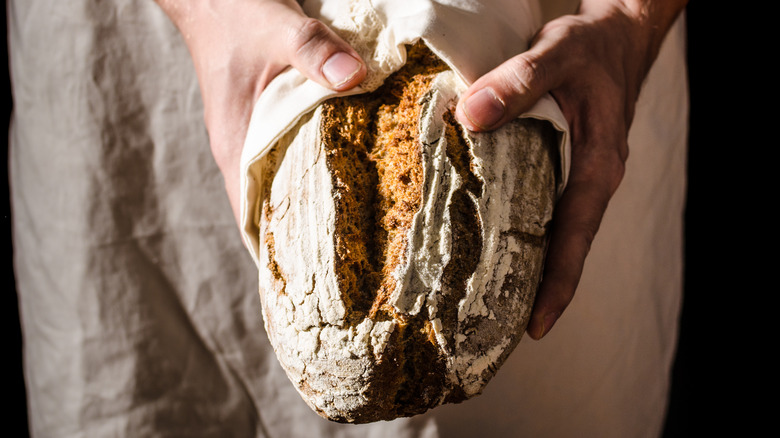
[9,0,685,436]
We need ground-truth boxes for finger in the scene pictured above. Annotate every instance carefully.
[525,143,625,340]
[524,181,606,340]
[277,5,367,91]
[455,50,555,132]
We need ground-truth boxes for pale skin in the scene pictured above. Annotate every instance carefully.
[155,0,688,340]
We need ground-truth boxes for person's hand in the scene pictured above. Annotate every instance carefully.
[454,0,687,339]
[155,0,366,222]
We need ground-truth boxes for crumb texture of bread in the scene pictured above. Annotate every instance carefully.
[257,42,559,423]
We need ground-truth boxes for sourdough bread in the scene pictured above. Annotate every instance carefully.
[257,43,559,423]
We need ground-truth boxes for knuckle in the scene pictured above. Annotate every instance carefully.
[514,53,546,85]
[288,18,332,55]
[617,139,629,165]
[504,54,546,96]
[578,220,600,251]
[610,160,626,193]
[599,142,628,192]
[589,153,626,195]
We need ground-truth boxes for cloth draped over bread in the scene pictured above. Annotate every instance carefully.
[239,0,571,263]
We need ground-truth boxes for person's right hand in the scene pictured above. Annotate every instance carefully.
[155,0,367,223]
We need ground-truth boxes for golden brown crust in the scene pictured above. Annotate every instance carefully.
[321,43,449,326]
[318,43,450,420]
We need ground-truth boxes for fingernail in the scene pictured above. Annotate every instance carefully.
[462,87,505,130]
[537,312,560,339]
[322,52,363,89]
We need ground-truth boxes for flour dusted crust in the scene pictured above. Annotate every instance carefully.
[257,43,559,423]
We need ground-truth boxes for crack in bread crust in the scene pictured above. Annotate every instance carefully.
[321,43,450,419]
[322,43,449,327]
[436,110,484,362]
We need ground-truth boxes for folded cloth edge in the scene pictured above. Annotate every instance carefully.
[239,0,570,265]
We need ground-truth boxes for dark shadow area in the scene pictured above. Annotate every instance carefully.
[661,5,698,437]
[4,3,30,437]
[666,3,758,436]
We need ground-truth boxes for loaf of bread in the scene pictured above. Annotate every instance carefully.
[257,43,559,423]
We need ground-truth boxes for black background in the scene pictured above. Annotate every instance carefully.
[3,3,751,436]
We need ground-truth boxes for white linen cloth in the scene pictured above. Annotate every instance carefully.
[9,0,687,436]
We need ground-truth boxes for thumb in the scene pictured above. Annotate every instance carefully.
[279,7,366,91]
[455,51,554,132]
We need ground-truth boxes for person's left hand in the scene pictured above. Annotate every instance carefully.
[454,0,687,339]
[155,0,367,223]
